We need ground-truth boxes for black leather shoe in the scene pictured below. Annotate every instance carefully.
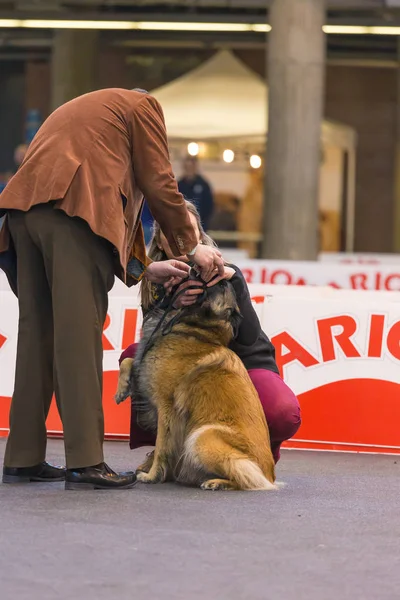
[3,461,66,483]
[65,462,137,490]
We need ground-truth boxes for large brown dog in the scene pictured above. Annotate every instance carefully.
[117,280,277,491]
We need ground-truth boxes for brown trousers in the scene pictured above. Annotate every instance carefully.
[5,204,115,469]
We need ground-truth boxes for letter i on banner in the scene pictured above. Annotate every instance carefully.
[368,315,385,358]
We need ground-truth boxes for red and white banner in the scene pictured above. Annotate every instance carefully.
[1,271,400,454]
[236,259,400,291]
[319,252,400,265]
[262,296,400,454]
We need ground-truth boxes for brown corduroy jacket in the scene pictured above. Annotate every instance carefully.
[0,88,197,294]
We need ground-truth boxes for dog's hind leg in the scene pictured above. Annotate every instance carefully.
[188,426,277,491]
[200,479,238,491]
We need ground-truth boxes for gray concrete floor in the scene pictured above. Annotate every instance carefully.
[0,439,399,600]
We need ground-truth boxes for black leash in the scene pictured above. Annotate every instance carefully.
[139,268,209,361]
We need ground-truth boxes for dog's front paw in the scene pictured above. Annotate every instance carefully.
[136,451,155,474]
[137,459,169,484]
[137,471,159,484]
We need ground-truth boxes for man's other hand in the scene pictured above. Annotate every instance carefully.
[191,245,224,282]
[145,260,190,285]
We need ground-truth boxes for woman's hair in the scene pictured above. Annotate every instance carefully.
[140,200,216,311]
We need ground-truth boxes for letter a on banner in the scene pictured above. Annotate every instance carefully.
[271,331,319,375]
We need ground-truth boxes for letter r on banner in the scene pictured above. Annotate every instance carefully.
[102,314,114,351]
[317,316,361,362]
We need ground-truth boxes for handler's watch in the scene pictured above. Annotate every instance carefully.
[187,244,199,257]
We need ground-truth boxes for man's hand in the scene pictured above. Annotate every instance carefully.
[145,260,190,285]
[191,245,224,282]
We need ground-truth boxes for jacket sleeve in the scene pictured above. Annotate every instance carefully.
[229,265,261,346]
[129,95,198,256]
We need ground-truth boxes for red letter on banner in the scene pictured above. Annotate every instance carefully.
[385,274,400,291]
[387,320,400,360]
[121,309,138,349]
[317,316,361,362]
[102,314,114,350]
[270,270,292,285]
[241,269,253,284]
[368,314,385,358]
[251,296,264,304]
[0,332,6,350]
[271,331,319,375]
[350,273,368,289]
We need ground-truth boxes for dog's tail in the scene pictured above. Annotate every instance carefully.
[187,425,277,491]
[226,457,277,491]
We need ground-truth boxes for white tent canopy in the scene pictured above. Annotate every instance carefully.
[152,50,357,251]
[152,50,356,151]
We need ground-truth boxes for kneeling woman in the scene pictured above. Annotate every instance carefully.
[119,202,301,463]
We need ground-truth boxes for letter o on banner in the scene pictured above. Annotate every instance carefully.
[270,270,293,285]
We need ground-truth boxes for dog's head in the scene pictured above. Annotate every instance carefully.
[192,277,243,338]
[167,268,242,341]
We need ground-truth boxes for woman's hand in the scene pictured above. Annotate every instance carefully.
[166,266,236,308]
[171,280,204,308]
[207,266,236,287]
[172,266,236,306]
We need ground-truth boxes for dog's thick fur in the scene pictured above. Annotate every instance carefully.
[117,281,277,491]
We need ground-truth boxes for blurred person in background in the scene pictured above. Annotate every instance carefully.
[14,143,28,169]
[0,88,224,491]
[178,155,215,231]
[0,144,28,194]
[0,173,11,195]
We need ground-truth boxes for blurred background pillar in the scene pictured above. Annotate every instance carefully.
[263,0,326,260]
[51,30,99,110]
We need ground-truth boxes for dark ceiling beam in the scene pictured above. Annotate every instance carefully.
[1,9,400,25]
[0,1,389,8]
